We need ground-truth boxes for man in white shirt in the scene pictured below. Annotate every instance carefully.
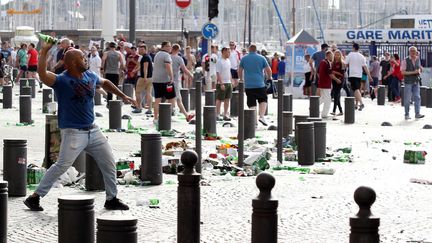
[201,45,218,90]
[88,46,102,76]
[216,47,232,121]
[229,41,241,89]
[344,43,372,111]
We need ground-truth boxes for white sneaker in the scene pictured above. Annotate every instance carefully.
[258,117,268,126]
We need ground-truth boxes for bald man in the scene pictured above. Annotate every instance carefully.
[24,40,136,211]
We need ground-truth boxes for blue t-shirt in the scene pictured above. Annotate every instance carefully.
[239,52,269,89]
[278,60,286,75]
[312,50,326,71]
[52,70,100,129]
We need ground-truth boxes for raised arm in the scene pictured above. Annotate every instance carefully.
[37,42,57,87]
[99,77,137,106]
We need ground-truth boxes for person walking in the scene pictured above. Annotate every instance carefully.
[184,46,196,89]
[401,46,424,120]
[310,43,329,95]
[330,50,345,116]
[380,52,392,101]
[271,53,279,80]
[238,44,272,126]
[0,42,12,86]
[15,43,28,82]
[132,44,153,114]
[369,55,380,100]
[383,54,402,103]
[216,47,232,121]
[27,43,40,88]
[88,46,102,76]
[101,42,125,101]
[318,51,339,119]
[24,39,135,211]
[278,56,286,82]
[344,43,372,111]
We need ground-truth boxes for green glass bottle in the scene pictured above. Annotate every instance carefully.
[38,33,59,44]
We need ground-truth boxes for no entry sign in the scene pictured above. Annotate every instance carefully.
[176,0,191,9]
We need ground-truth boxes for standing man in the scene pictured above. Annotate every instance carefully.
[318,51,340,119]
[216,47,232,121]
[184,46,196,89]
[125,46,139,87]
[310,44,329,94]
[27,43,40,87]
[53,38,72,74]
[238,44,272,126]
[101,42,125,101]
[201,45,218,90]
[132,44,153,114]
[24,40,136,211]
[369,55,380,100]
[0,42,12,86]
[380,52,392,101]
[15,43,28,82]
[229,41,241,89]
[401,46,424,120]
[88,46,102,76]
[152,41,176,125]
[271,53,279,80]
[344,43,372,111]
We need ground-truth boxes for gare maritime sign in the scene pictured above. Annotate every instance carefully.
[325,29,432,42]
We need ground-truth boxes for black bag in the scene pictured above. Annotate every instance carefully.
[265,79,275,95]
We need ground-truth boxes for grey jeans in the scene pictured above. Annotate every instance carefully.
[36,126,118,200]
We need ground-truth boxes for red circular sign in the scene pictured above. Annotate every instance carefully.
[175,0,191,9]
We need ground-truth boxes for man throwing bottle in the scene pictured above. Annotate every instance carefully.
[24,38,136,211]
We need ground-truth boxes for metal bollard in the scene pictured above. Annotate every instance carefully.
[426,88,432,108]
[344,97,355,124]
[283,94,292,112]
[195,81,202,173]
[377,85,385,106]
[158,103,172,131]
[251,172,278,243]
[313,121,327,160]
[2,85,12,109]
[94,91,102,106]
[85,153,105,191]
[19,95,32,123]
[230,91,239,117]
[282,111,293,138]
[108,100,122,130]
[189,87,196,110]
[181,88,189,111]
[116,85,123,100]
[277,79,284,163]
[400,85,404,107]
[140,133,163,185]
[297,122,315,165]
[73,151,86,173]
[97,215,137,243]
[58,195,95,243]
[28,78,36,98]
[349,186,380,243]
[3,140,27,196]
[203,106,217,135]
[0,181,7,242]
[178,150,201,243]
[123,84,134,101]
[204,90,215,106]
[420,86,427,107]
[21,86,31,96]
[244,109,256,140]
[294,115,309,145]
[19,78,28,94]
[238,82,245,167]
[309,96,320,117]
[42,89,53,113]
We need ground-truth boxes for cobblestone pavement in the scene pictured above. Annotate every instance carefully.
[1,85,432,242]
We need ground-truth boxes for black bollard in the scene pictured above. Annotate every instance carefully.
[309,96,320,117]
[3,139,27,196]
[85,153,105,191]
[189,87,196,110]
[277,79,284,163]
[123,84,134,101]
[140,133,163,185]
[94,91,102,106]
[313,121,327,160]
[421,86,427,107]
[283,94,292,112]
[21,86,31,96]
[178,150,201,243]
[73,151,86,173]
[307,117,322,122]
[204,90,215,106]
[244,109,256,140]
[282,111,293,138]
[297,122,315,165]
[42,88,53,113]
[400,85,404,107]
[349,186,380,243]
[344,97,355,124]
[19,95,32,123]
[377,85,385,106]
[238,81,245,167]
[28,78,36,98]
[195,81,202,173]
[251,172,278,243]
[181,88,189,111]
[158,103,172,131]
[203,106,217,135]
[108,100,122,130]
[230,91,239,117]
[58,195,95,243]
[0,181,7,242]
[97,215,137,243]
[427,88,432,108]
[19,78,28,94]
[2,85,12,109]
[294,115,309,145]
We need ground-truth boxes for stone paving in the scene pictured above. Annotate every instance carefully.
[1,84,432,242]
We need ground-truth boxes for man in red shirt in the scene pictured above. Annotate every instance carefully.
[318,51,340,118]
[27,43,40,87]
[125,46,139,87]
[271,53,279,80]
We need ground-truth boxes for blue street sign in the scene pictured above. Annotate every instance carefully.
[202,22,219,40]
